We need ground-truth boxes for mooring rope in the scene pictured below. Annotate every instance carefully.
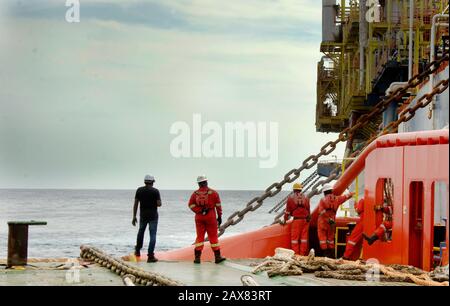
[251,250,449,286]
[80,245,183,286]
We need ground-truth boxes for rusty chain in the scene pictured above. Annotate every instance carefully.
[80,245,183,286]
[218,52,449,236]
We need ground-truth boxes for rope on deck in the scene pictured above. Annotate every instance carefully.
[80,245,183,286]
[251,249,449,286]
[241,275,260,286]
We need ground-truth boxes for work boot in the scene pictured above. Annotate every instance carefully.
[214,250,226,264]
[147,254,158,263]
[194,250,202,264]
[363,233,379,246]
[134,248,141,257]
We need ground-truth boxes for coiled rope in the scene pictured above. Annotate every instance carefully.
[80,245,183,286]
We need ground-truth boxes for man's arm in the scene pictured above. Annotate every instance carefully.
[157,190,162,207]
[333,193,355,212]
[132,199,139,226]
[336,193,354,206]
[305,196,311,213]
[214,192,222,216]
[305,197,312,222]
[214,192,223,227]
[283,198,293,223]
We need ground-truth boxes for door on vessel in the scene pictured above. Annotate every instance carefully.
[409,181,424,269]
[363,146,403,264]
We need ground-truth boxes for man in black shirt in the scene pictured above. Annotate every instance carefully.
[132,175,162,262]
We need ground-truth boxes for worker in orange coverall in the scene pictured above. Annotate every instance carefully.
[188,175,226,264]
[317,184,355,258]
[282,183,311,255]
[343,198,365,260]
[363,200,393,245]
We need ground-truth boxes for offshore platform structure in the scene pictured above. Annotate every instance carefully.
[316,0,449,267]
[317,0,449,157]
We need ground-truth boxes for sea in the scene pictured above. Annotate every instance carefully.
[0,189,322,259]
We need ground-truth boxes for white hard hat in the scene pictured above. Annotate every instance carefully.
[197,175,208,183]
[323,184,333,193]
[144,175,155,182]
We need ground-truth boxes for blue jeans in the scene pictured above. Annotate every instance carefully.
[135,218,158,255]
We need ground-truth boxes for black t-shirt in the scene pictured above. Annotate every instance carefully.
[135,186,161,220]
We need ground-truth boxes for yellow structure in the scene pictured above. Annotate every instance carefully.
[316,0,449,137]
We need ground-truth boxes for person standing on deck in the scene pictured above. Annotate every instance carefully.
[281,183,311,256]
[132,175,161,263]
[343,198,365,260]
[188,175,226,264]
[317,184,354,258]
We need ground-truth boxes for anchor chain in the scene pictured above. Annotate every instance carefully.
[218,52,449,236]
[80,245,183,286]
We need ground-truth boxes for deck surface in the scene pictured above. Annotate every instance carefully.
[0,259,414,286]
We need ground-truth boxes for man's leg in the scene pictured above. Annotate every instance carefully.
[194,219,206,263]
[205,217,225,263]
[147,219,158,260]
[290,220,301,255]
[135,218,148,256]
[205,217,220,251]
[299,220,310,256]
[327,224,336,258]
[318,221,329,254]
[343,221,363,260]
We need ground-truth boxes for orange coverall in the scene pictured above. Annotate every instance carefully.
[317,193,353,251]
[343,198,364,260]
[188,187,222,252]
[284,192,311,255]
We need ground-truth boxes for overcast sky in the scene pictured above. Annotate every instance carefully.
[0,0,345,190]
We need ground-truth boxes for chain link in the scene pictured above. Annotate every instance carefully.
[218,53,449,236]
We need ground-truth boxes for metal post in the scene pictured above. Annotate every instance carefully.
[408,0,414,79]
[7,221,47,267]
[7,224,29,267]
[359,0,367,89]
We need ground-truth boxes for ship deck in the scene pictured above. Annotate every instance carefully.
[0,259,415,286]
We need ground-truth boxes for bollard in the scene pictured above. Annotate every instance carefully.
[7,221,47,267]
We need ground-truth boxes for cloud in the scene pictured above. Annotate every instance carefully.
[0,1,343,189]
[4,0,321,40]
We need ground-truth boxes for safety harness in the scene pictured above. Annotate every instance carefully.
[288,193,309,219]
[319,195,338,216]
